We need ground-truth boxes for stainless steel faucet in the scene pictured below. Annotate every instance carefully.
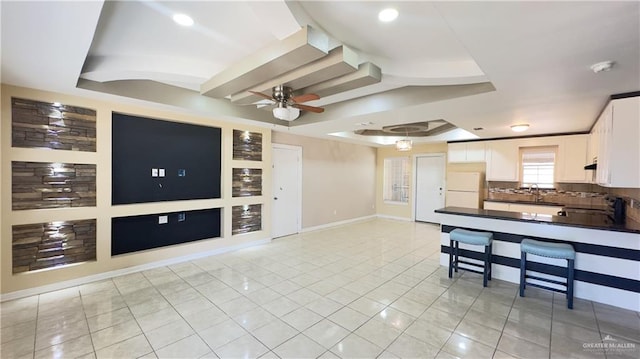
[529,184,541,202]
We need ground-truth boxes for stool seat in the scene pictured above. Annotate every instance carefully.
[521,238,575,259]
[450,229,493,246]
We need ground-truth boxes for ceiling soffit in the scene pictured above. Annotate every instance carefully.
[230,45,359,105]
[355,120,457,137]
[200,25,330,98]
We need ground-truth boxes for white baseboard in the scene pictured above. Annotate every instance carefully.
[376,214,413,222]
[1,238,271,302]
[302,215,377,233]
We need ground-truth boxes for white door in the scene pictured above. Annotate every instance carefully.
[414,154,446,223]
[272,144,302,238]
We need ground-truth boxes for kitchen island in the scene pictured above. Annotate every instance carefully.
[435,206,640,311]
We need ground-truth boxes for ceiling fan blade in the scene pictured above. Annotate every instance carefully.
[292,103,324,113]
[290,93,320,103]
[249,91,274,101]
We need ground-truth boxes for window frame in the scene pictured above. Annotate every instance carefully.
[519,146,558,189]
[383,156,410,205]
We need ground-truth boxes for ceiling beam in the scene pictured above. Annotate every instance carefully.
[200,25,329,98]
[298,62,382,99]
[229,45,359,105]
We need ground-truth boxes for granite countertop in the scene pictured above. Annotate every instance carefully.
[435,206,640,234]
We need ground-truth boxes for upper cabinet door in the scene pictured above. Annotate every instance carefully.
[557,135,588,183]
[447,142,486,163]
[447,143,467,163]
[608,97,640,187]
[486,140,519,181]
[465,142,486,162]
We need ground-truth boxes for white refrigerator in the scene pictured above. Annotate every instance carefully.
[445,172,483,209]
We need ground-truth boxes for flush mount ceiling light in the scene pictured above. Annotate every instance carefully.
[396,139,412,151]
[378,8,399,22]
[590,60,614,73]
[511,124,530,132]
[172,13,194,27]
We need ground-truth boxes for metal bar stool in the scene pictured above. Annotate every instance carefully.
[448,228,493,287]
[520,238,576,309]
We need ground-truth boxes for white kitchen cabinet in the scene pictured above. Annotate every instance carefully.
[486,140,519,181]
[557,135,588,183]
[509,203,563,216]
[483,201,510,211]
[484,201,562,216]
[447,142,486,163]
[447,143,467,162]
[592,96,639,188]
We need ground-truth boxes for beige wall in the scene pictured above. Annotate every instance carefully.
[1,84,272,295]
[271,132,376,229]
[376,143,448,220]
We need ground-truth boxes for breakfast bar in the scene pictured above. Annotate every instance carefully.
[435,206,640,311]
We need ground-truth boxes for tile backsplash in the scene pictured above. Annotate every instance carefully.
[487,182,640,222]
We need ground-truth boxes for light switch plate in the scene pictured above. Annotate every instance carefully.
[152,168,158,177]
[159,168,165,177]
[158,215,168,224]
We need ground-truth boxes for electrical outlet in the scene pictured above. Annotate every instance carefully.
[152,168,158,177]
[178,213,186,222]
[159,168,165,177]
[178,169,186,177]
[158,215,168,224]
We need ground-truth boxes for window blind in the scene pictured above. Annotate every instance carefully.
[521,147,556,188]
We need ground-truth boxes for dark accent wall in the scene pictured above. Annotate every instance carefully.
[12,161,96,210]
[111,208,221,256]
[232,204,262,235]
[12,97,96,151]
[232,168,262,197]
[111,113,221,205]
[12,219,97,273]
[233,130,262,161]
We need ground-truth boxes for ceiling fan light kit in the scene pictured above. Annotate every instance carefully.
[251,85,323,121]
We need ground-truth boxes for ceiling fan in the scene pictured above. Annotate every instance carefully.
[250,85,324,121]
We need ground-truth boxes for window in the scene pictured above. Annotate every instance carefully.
[520,146,557,188]
[383,157,410,203]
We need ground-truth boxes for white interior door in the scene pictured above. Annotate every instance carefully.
[414,154,446,223]
[272,144,302,238]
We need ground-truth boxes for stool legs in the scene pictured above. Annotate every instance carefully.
[567,259,575,309]
[448,239,492,287]
[448,239,454,278]
[483,243,491,287]
[454,241,460,273]
[519,251,526,297]
[487,243,493,280]
[519,252,575,309]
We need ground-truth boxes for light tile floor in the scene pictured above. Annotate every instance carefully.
[1,219,639,359]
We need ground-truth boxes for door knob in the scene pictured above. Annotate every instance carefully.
[274,197,278,200]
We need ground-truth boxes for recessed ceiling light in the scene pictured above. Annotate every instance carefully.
[511,124,529,132]
[378,8,398,22]
[173,13,194,27]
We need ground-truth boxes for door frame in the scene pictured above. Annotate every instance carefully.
[271,143,303,236]
[411,153,446,222]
